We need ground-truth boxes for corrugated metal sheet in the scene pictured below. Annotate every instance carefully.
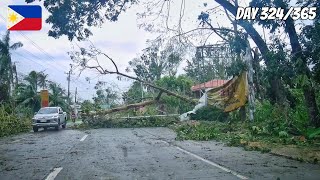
[191,79,228,91]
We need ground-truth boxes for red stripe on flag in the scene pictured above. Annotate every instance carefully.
[9,18,42,31]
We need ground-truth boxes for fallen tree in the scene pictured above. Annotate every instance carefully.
[71,44,196,116]
[85,92,163,116]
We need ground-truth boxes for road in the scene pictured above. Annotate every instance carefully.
[0,127,319,180]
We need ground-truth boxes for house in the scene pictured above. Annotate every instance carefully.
[191,79,228,98]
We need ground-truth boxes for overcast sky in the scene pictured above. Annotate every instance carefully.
[0,0,291,101]
[0,0,160,101]
[0,0,216,101]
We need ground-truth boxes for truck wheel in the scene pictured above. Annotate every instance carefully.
[62,123,66,129]
[55,120,60,131]
[43,127,47,131]
[33,126,38,132]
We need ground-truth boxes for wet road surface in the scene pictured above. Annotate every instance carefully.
[0,127,319,180]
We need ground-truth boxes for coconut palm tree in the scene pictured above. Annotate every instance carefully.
[48,82,68,110]
[15,71,43,112]
[38,71,48,89]
[0,31,23,102]
[15,82,41,113]
[15,71,68,113]
[24,71,39,93]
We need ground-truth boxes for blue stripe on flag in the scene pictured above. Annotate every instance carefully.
[8,5,41,18]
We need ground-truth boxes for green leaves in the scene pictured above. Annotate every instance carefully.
[13,71,68,113]
[0,31,23,102]
[306,128,320,139]
[294,75,310,88]
[190,106,228,122]
[0,105,31,138]
[174,122,219,141]
[129,45,182,82]
[9,42,23,50]
[27,0,137,41]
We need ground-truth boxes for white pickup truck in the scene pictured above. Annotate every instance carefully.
[32,107,67,132]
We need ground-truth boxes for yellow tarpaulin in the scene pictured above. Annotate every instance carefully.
[207,71,248,112]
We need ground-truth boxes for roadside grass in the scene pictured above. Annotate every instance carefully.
[171,121,320,164]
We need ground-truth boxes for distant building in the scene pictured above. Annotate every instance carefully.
[191,79,228,98]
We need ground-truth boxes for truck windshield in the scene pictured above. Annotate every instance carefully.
[37,108,58,114]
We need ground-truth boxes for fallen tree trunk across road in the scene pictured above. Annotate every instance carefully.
[118,114,180,119]
[84,92,163,116]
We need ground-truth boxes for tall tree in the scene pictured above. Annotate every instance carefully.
[0,31,23,102]
[38,71,48,89]
[129,42,182,82]
[93,81,120,109]
[248,0,320,126]
[24,71,39,93]
[48,82,68,110]
[201,0,320,127]
[122,81,144,104]
[15,83,40,113]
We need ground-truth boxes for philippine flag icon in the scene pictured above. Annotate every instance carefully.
[7,5,42,31]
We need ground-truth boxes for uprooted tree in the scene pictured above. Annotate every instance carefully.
[69,44,196,115]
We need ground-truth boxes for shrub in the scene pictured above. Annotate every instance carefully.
[0,105,31,137]
[82,115,178,128]
[174,121,223,141]
[190,106,228,122]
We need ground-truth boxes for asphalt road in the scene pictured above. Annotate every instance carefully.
[0,127,319,180]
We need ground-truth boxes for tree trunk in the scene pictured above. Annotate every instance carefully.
[269,77,286,104]
[303,87,320,127]
[214,0,284,104]
[214,0,320,127]
[239,106,246,121]
[284,11,320,127]
[88,92,163,116]
[214,0,269,57]
[95,99,158,115]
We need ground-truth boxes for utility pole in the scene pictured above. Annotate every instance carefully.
[75,87,77,104]
[141,82,144,102]
[65,64,73,106]
[65,64,75,119]
[245,40,255,122]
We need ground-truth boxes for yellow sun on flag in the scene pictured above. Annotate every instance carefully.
[8,13,18,23]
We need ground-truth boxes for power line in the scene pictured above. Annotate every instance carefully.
[0,13,72,73]
[14,52,47,70]
[18,32,71,69]
[17,32,71,71]
[17,48,68,75]
[0,11,93,94]
[19,33,56,60]
[71,77,89,87]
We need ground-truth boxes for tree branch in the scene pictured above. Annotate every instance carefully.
[70,46,197,105]
[214,0,269,57]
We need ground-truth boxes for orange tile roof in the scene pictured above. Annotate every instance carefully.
[191,79,228,91]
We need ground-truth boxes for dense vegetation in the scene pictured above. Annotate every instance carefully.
[0,31,69,137]
[1,0,319,161]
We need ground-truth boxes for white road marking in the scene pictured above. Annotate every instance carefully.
[141,129,248,179]
[12,139,21,143]
[175,146,248,180]
[45,167,63,180]
[12,138,26,143]
[80,134,88,141]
